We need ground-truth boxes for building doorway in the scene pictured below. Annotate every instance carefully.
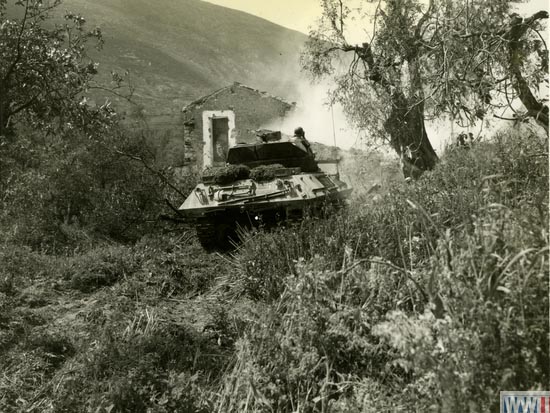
[212,117,229,163]
[201,110,235,168]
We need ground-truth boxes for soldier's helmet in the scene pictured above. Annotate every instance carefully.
[294,126,305,138]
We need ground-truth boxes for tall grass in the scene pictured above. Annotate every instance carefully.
[220,130,549,411]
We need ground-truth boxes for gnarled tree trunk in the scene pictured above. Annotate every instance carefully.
[384,91,439,179]
[0,83,9,139]
[353,42,439,179]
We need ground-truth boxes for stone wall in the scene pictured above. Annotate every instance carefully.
[182,83,294,170]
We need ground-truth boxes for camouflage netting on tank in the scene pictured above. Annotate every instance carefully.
[250,164,284,182]
[201,165,250,185]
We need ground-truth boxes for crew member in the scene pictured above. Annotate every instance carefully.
[293,126,313,154]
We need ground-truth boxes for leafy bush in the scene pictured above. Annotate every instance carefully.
[50,311,223,413]
[64,245,138,293]
[0,0,170,249]
[0,128,167,250]
[0,243,58,295]
[374,204,549,410]
[126,234,221,298]
[63,235,221,295]
[232,209,371,302]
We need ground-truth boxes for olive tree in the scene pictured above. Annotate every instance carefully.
[422,1,548,132]
[0,0,120,140]
[0,1,163,246]
[302,0,548,178]
[453,7,548,131]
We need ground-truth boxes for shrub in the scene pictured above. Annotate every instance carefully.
[50,313,223,413]
[125,234,221,298]
[0,127,168,250]
[374,205,549,410]
[65,245,138,293]
[232,210,371,302]
[217,256,413,412]
[0,244,55,295]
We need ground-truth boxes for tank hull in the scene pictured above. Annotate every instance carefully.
[178,171,352,250]
[181,188,352,217]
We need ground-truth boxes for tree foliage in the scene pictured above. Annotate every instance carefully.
[421,1,549,131]
[302,0,548,177]
[0,0,180,248]
[0,0,122,140]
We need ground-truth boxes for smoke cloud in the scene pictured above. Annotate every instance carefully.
[261,77,363,150]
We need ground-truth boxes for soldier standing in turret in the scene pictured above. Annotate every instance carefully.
[293,126,313,154]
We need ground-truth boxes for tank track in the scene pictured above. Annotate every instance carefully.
[195,218,238,251]
[195,219,219,251]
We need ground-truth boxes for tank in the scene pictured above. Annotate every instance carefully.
[178,130,352,250]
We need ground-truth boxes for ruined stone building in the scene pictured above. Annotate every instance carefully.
[182,82,295,169]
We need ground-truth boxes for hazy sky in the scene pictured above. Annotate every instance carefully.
[204,0,549,35]
[203,0,322,33]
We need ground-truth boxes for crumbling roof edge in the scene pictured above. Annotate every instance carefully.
[181,82,296,113]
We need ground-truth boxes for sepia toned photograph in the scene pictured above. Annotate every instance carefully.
[0,0,548,411]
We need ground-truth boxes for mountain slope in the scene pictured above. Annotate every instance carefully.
[59,0,308,117]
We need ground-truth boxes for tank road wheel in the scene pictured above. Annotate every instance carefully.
[195,218,238,251]
[196,219,218,251]
[215,222,239,250]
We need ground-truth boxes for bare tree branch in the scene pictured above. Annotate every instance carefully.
[506,10,549,131]
[114,149,187,199]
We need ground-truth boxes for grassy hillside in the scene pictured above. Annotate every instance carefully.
[56,0,307,117]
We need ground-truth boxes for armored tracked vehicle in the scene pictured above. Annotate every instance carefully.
[178,130,352,250]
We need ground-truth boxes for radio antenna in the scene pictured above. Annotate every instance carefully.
[331,104,340,178]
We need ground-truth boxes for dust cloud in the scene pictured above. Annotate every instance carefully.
[261,78,364,150]
[261,75,460,153]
